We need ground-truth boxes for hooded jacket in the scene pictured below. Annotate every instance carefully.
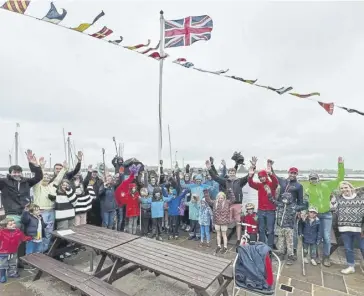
[0,163,43,215]
[248,171,278,211]
[272,192,305,228]
[115,173,136,207]
[21,211,46,238]
[0,228,31,254]
[298,217,321,245]
[120,183,140,218]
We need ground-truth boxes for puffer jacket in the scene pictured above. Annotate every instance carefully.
[0,228,31,254]
[272,192,304,228]
[235,243,273,292]
[21,211,46,238]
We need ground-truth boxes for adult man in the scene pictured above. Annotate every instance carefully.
[305,157,344,267]
[51,151,83,182]
[206,155,257,246]
[0,150,42,227]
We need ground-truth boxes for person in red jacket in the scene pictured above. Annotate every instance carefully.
[118,183,140,234]
[242,203,258,242]
[248,163,278,249]
[0,218,31,282]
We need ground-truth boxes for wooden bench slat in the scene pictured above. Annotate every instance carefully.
[21,254,92,285]
[118,243,220,278]
[131,237,231,266]
[79,277,129,296]
[108,247,214,289]
[222,265,233,279]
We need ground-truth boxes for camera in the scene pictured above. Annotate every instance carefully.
[231,151,245,165]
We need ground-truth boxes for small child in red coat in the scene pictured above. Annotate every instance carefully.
[241,203,258,242]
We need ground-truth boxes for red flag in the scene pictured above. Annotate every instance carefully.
[318,102,334,115]
[68,132,72,136]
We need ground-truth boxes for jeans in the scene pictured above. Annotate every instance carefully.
[102,210,116,229]
[128,216,138,234]
[152,217,163,236]
[303,243,318,259]
[318,212,332,257]
[116,206,124,231]
[141,209,151,235]
[41,210,55,252]
[168,215,180,237]
[189,220,200,238]
[26,241,43,255]
[200,225,210,242]
[340,232,364,266]
[257,210,276,248]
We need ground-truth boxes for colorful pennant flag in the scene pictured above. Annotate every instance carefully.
[1,0,30,14]
[172,58,194,68]
[124,40,151,50]
[228,76,257,85]
[289,92,320,98]
[164,15,213,48]
[140,41,160,54]
[90,26,113,39]
[109,36,123,45]
[318,101,334,115]
[149,52,168,60]
[337,106,364,116]
[72,11,105,32]
[268,86,293,95]
[42,2,67,24]
[194,68,229,75]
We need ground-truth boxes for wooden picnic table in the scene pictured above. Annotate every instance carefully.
[106,237,232,296]
[37,224,140,282]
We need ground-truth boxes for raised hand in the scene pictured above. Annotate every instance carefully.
[76,151,83,162]
[209,156,214,165]
[267,159,274,166]
[25,149,34,163]
[205,160,211,169]
[250,156,258,167]
[39,157,46,168]
[338,156,343,163]
[221,159,226,167]
[266,164,272,175]
[63,161,68,170]
[248,166,255,177]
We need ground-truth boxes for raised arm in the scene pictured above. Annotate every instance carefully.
[248,167,259,190]
[50,161,68,188]
[27,151,43,187]
[206,160,226,187]
[324,157,345,190]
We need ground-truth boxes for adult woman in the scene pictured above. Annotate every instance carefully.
[332,181,364,274]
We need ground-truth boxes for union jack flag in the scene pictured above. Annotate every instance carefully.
[164,15,213,48]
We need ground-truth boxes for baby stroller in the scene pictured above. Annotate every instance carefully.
[232,223,281,296]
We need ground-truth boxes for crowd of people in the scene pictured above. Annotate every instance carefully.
[0,150,364,284]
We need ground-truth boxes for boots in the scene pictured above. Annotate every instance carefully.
[0,269,6,283]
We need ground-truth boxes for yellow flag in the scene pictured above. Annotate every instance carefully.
[72,23,91,32]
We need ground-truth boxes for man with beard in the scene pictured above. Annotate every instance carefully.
[206,155,257,247]
[51,151,83,183]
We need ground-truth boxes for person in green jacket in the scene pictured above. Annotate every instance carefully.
[305,157,344,267]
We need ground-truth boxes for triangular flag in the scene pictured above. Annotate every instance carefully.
[318,101,334,115]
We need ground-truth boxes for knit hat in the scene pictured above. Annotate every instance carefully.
[308,206,318,213]
[258,170,268,178]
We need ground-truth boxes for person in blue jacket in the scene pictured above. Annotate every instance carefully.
[203,174,219,199]
[166,188,189,240]
[140,187,172,241]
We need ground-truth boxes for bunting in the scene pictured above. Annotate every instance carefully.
[90,26,113,39]
[318,102,334,115]
[124,40,151,50]
[1,0,29,14]
[72,11,105,32]
[1,2,363,118]
[109,36,123,45]
[289,92,320,98]
[42,2,67,24]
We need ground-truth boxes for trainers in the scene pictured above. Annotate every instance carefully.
[311,259,317,266]
[168,235,173,240]
[323,256,331,267]
[206,242,211,248]
[188,236,195,240]
[303,257,309,264]
[64,252,72,258]
[221,247,228,254]
[199,242,205,248]
[214,246,221,255]
[341,266,355,275]
[174,236,179,240]
[8,272,20,278]
[316,257,321,264]
[185,226,191,232]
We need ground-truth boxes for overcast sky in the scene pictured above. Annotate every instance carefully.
[0,1,363,171]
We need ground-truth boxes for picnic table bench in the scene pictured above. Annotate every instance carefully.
[20,253,129,296]
[106,237,232,296]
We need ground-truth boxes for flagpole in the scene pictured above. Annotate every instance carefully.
[168,124,173,170]
[157,10,165,184]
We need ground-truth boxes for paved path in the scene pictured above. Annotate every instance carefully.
[2,231,364,296]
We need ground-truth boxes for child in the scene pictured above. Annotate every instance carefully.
[299,206,321,266]
[122,183,140,234]
[205,189,235,254]
[139,187,151,236]
[199,197,213,247]
[242,203,258,242]
[167,188,189,240]
[272,192,304,265]
[0,218,31,282]
[99,175,117,229]
[49,179,77,230]
[21,204,46,256]
[185,194,201,241]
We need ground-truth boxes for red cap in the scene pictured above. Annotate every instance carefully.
[288,167,298,173]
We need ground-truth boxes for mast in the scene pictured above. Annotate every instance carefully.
[15,123,19,165]
[9,152,12,166]
[62,128,67,161]
[157,10,165,183]
[118,143,121,157]
[67,132,72,168]
[168,124,173,169]
[49,153,52,171]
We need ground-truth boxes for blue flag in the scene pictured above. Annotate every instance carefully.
[42,2,67,24]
